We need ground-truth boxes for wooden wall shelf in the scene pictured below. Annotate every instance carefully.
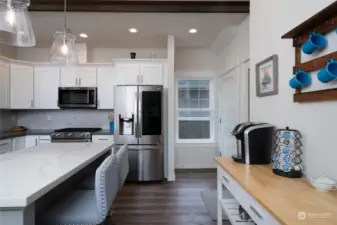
[282,2,337,103]
[293,51,337,74]
[294,88,337,103]
[282,1,337,39]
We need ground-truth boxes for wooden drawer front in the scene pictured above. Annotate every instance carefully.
[218,166,280,225]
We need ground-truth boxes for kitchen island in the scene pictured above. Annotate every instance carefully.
[0,142,114,225]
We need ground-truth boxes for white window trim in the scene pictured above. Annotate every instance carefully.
[176,77,215,144]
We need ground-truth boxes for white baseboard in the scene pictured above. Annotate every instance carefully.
[175,164,217,169]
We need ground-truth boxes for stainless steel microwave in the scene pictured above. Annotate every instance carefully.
[58,87,97,108]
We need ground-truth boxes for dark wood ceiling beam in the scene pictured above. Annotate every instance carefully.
[29,1,250,13]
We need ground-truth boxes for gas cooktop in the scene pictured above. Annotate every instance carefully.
[51,128,102,142]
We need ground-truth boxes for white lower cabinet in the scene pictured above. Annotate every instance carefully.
[218,166,280,225]
[25,136,39,148]
[13,137,25,151]
[25,135,51,148]
[38,135,51,144]
[0,139,12,154]
[92,135,114,144]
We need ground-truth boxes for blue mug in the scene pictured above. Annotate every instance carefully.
[301,32,327,54]
[289,70,311,89]
[317,59,337,83]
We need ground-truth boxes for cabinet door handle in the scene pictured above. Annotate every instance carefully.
[31,100,34,108]
[75,78,78,86]
[141,75,143,83]
[35,138,38,146]
[97,100,100,107]
[98,139,109,141]
[250,205,263,220]
[79,78,81,86]
[137,75,139,83]
[222,176,230,184]
[0,143,9,147]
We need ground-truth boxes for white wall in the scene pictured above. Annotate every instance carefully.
[175,48,216,72]
[174,48,218,169]
[216,16,249,73]
[0,44,16,59]
[250,0,337,179]
[15,47,167,62]
[92,48,167,62]
[215,16,250,158]
[15,47,49,62]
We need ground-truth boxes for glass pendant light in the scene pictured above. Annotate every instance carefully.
[0,0,36,47]
[49,0,78,65]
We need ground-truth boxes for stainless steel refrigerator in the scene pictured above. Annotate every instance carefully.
[114,85,163,181]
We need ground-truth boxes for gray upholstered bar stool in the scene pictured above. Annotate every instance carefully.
[81,144,129,190]
[40,154,119,225]
[116,144,129,189]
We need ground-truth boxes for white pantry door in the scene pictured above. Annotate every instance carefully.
[218,60,250,157]
[219,68,240,157]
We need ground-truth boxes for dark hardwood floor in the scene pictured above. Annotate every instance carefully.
[110,169,221,225]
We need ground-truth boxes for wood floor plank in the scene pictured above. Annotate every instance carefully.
[109,170,220,225]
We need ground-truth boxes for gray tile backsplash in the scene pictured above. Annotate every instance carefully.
[0,110,16,132]
[16,110,113,130]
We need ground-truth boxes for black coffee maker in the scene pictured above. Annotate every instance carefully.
[231,122,274,164]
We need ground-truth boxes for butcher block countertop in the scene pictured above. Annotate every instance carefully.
[215,157,337,225]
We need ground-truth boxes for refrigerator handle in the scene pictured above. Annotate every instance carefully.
[138,92,142,137]
[135,114,139,138]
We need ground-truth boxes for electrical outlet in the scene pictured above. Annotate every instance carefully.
[47,116,51,121]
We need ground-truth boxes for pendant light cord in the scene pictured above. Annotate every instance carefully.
[64,0,67,30]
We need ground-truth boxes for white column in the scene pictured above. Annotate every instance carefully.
[167,35,175,181]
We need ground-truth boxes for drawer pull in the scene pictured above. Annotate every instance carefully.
[222,176,230,184]
[250,205,263,220]
[98,139,109,141]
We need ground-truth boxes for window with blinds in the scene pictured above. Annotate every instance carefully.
[177,79,213,142]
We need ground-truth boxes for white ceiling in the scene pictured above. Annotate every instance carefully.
[30,12,247,48]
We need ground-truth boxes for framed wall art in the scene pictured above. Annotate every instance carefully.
[256,54,279,97]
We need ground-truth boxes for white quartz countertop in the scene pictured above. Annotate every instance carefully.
[0,143,114,208]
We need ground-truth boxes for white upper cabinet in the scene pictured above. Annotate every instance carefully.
[60,67,76,87]
[116,62,164,85]
[0,60,10,109]
[140,63,163,85]
[61,67,97,87]
[97,67,116,109]
[10,63,34,109]
[116,63,140,85]
[34,67,60,109]
[78,67,97,87]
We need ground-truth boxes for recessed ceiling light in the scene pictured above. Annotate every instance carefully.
[129,28,138,33]
[79,33,88,38]
[189,28,198,34]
